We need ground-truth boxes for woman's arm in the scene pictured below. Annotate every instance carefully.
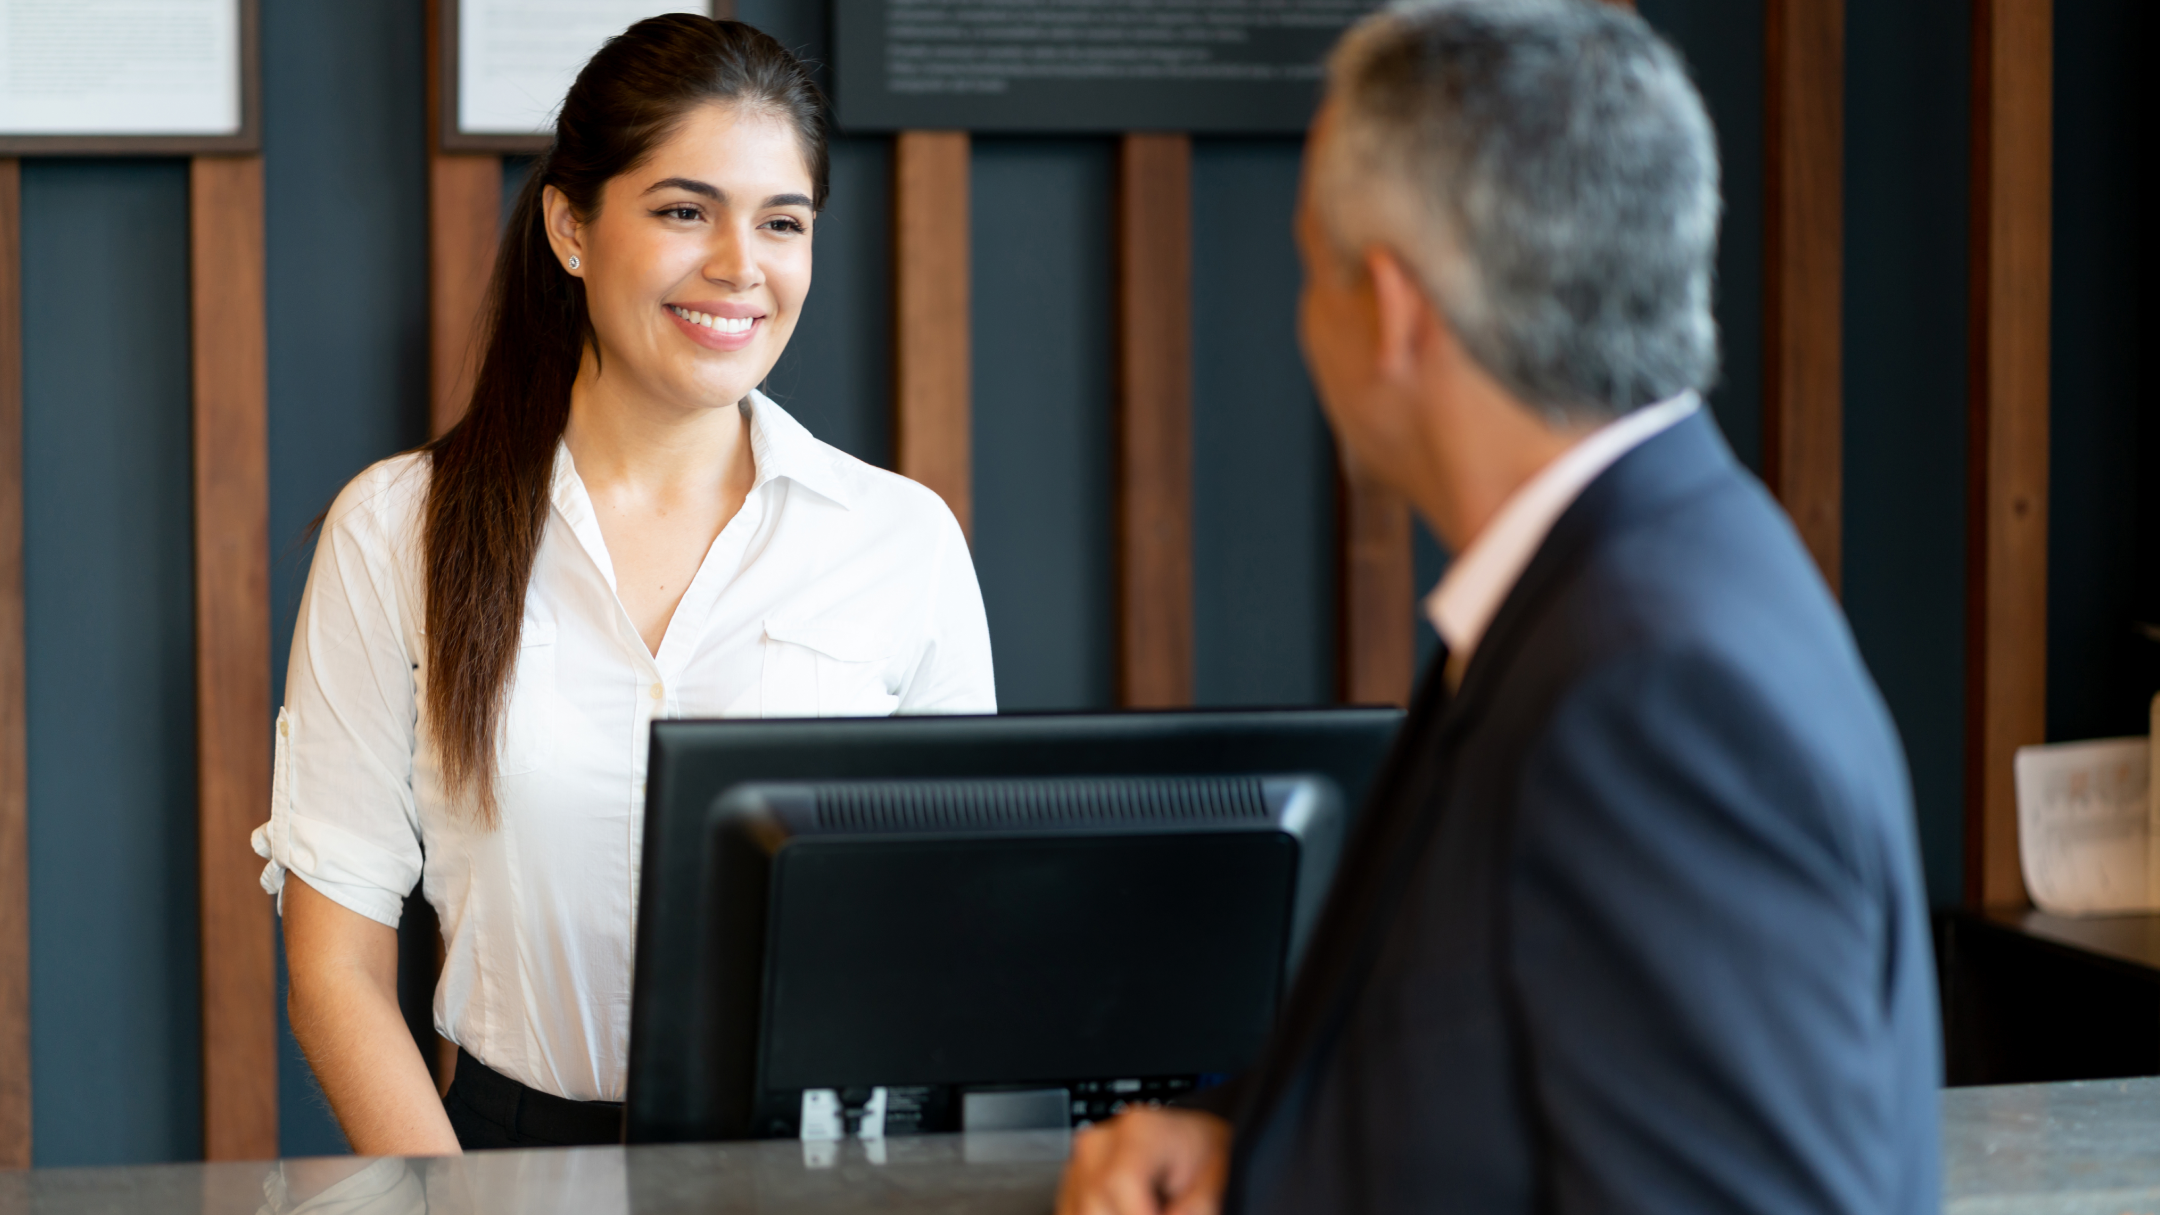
[283,877,460,1157]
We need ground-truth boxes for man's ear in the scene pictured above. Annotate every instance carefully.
[1366,247,1433,384]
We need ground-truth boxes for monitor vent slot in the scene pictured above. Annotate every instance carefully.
[809,776,1272,833]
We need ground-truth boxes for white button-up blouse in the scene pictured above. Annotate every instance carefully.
[252,392,996,1102]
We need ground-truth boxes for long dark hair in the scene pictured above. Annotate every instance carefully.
[424,16,827,823]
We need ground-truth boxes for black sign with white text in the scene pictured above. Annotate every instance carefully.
[831,0,1381,133]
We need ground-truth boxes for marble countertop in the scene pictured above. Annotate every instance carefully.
[1943,1076,2160,1214]
[0,1133,1072,1215]
[3,1077,2157,1213]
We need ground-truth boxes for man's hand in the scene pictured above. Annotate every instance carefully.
[1056,1106,1231,1215]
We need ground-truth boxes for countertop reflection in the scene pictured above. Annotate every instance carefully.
[0,1132,1071,1215]
[7,1077,2160,1214]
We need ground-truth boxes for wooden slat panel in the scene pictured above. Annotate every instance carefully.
[1763,0,1845,592]
[1965,0,2051,908]
[427,0,502,439]
[892,131,972,536]
[1338,475,1414,707]
[1115,134,1193,708]
[0,159,28,1172]
[191,154,277,1161]
[429,157,501,438]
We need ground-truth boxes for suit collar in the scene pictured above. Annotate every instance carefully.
[1444,408,1739,718]
[1425,394,1700,679]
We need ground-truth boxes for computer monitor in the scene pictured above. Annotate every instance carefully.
[625,708,1404,1145]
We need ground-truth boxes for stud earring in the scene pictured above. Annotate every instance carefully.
[567,255,581,270]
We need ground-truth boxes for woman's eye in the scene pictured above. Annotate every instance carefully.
[657,206,702,221]
[762,216,806,234]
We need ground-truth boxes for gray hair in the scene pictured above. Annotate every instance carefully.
[1313,0,1721,421]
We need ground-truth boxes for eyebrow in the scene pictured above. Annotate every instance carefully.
[643,177,814,209]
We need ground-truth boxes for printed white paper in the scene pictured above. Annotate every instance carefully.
[2016,735,2155,916]
[459,0,711,137]
[0,0,240,137]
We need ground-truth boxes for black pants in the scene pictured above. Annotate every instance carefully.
[442,1048,624,1149]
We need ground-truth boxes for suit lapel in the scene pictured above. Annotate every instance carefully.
[1229,411,1743,1170]
[1229,657,1459,1140]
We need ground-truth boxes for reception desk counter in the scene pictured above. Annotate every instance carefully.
[3,1077,2155,1214]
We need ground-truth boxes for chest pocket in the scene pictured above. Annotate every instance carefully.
[498,618,559,775]
[761,617,900,718]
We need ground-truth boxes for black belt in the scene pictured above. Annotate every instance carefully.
[444,1047,623,1148]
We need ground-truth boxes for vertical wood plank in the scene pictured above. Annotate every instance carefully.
[0,160,28,1172]
[892,131,972,536]
[428,0,501,438]
[1763,0,1845,592]
[191,154,277,1162]
[1965,0,2051,908]
[1115,134,1194,708]
[1337,476,1414,707]
[429,158,501,438]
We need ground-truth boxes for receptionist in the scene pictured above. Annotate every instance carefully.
[251,15,994,1155]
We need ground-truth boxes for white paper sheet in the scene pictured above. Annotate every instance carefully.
[459,0,711,137]
[2016,735,2155,916]
[0,0,240,137]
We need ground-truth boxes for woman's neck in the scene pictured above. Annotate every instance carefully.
[560,347,755,498]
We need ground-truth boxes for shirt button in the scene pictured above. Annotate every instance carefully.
[650,683,664,701]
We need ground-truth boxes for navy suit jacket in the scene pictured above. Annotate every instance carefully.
[1224,412,1940,1213]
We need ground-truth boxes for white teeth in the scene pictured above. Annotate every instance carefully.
[671,305,756,335]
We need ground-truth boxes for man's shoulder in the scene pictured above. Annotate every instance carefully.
[1521,447,1844,693]
[1454,451,1906,833]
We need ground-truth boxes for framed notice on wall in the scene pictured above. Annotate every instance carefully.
[442,0,723,153]
[0,0,259,154]
[831,0,1381,134]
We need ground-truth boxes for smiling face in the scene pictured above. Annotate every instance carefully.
[544,101,815,414]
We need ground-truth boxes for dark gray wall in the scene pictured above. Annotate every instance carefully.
[1191,141,1338,707]
[969,139,1118,711]
[259,0,433,1159]
[23,160,201,1166]
[18,0,2155,1166]
[1839,0,1973,905]
[2047,0,2160,746]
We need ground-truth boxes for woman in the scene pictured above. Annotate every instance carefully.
[253,16,994,1155]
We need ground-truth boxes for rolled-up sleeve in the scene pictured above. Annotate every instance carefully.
[896,499,996,715]
[251,465,425,928]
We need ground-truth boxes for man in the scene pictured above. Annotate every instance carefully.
[1058,2,1940,1213]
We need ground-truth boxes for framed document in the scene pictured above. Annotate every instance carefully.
[831,0,1380,134]
[442,0,719,153]
[0,0,258,154]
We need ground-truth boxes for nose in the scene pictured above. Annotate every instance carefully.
[703,221,762,292]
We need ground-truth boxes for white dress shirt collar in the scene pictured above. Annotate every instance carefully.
[1425,393,1700,683]
[547,388,855,522]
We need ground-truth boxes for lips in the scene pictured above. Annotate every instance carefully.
[667,304,756,335]
[664,303,764,351]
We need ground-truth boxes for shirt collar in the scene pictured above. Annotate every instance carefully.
[1424,392,1700,682]
[741,389,855,509]
[546,387,856,524]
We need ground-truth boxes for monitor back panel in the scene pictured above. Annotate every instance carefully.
[747,831,1294,1135]
[627,708,1404,1143]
